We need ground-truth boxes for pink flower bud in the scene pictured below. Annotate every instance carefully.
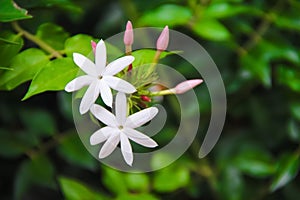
[174,79,203,94]
[156,26,169,51]
[91,40,97,54]
[124,21,134,46]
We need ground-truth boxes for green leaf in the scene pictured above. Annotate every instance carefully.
[64,34,94,57]
[288,119,300,142]
[102,166,127,194]
[0,0,32,22]
[23,57,78,100]
[132,49,177,67]
[36,23,69,50]
[0,48,49,90]
[272,10,300,32]
[277,65,300,92]
[290,102,300,121]
[0,129,35,158]
[57,133,97,170]
[153,164,190,192]
[59,177,108,200]
[124,173,149,192]
[0,31,24,67]
[233,146,276,177]
[218,165,244,200]
[14,155,56,200]
[270,153,300,192]
[19,109,57,137]
[138,4,192,27]
[192,19,231,41]
[239,53,270,87]
[204,3,262,18]
[116,193,158,200]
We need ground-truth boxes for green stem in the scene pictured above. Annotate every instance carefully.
[11,22,63,58]
[150,89,175,96]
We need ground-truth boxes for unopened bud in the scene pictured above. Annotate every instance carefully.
[174,79,203,94]
[91,40,97,54]
[124,21,134,46]
[156,26,169,51]
[141,95,151,102]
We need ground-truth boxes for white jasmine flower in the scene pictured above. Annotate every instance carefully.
[90,92,158,166]
[65,40,136,114]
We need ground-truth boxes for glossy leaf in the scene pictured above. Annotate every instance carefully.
[23,58,78,100]
[132,49,176,67]
[36,23,69,50]
[59,177,108,200]
[0,0,32,22]
[138,4,192,27]
[192,19,231,41]
[64,34,94,57]
[270,153,300,192]
[0,31,24,67]
[204,3,262,18]
[0,48,49,90]
[233,146,276,177]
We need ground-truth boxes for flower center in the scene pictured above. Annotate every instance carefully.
[118,125,124,130]
[98,75,102,80]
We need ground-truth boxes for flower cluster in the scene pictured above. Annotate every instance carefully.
[65,21,203,166]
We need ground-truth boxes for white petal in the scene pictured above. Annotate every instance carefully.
[90,104,117,127]
[103,76,136,94]
[99,80,113,108]
[95,39,106,75]
[65,75,95,92]
[90,126,114,145]
[99,132,120,159]
[123,128,158,148]
[120,132,133,166]
[125,107,158,128]
[115,92,127,125]
[73,53,96,76]
[103,56,134,76]
[79,81,100,114]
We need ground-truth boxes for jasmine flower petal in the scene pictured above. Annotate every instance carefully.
[99,80,113,108]
[65,75,95,92]
[120,133,133,166]
[99,132,120,159]
[125,107,159,129]
[80,81,101,114]
[90,127,114,145]
[73,53,97,76]
[123,128,158,148]
[95,39,106,75]
[115,92,127,125]
[103,76,136,93]
[103,56,134,76]
[90,104,117,127]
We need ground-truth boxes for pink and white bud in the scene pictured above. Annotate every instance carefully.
[124,21,134,46]
[91,40,97,54]
[173,79,203,94]
[156,26,169,51]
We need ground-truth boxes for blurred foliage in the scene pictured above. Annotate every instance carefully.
[0,0,300,199]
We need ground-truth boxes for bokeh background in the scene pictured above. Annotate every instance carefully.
[1,0,300,199]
